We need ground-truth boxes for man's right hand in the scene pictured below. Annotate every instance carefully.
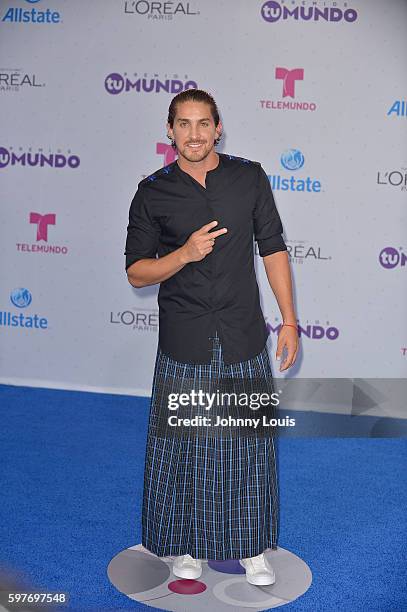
[127,221,228,288]
[180,220,228,263]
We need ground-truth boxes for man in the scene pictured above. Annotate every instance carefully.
[125,89,298,586]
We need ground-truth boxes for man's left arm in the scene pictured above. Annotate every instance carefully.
[262,251,299,372]
[253,163,299,371]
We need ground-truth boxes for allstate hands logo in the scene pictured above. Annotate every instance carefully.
[10,288,32,308]
[268,149,321,192]
[1,288,48,329]
[280,149,304,171]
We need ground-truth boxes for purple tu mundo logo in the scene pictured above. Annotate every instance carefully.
[0,146,80,169]
[379,247,406,270]
[260,1,357,24]
[105,72,197,95]
[267,319,339,340]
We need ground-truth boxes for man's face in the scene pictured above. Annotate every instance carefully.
[167,100,222,164]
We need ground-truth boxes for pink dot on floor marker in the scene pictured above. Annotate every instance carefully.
[168,579,207,594]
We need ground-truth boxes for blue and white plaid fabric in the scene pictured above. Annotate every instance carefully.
[141,332,279,560]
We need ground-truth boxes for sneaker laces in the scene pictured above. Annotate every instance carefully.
[250,554,268,571]
[183,554,199,566]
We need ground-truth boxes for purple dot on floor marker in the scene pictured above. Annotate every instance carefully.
[208,559,246,574]
[168,579,207,594]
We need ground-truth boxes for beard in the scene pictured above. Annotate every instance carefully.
[178,140,213,163]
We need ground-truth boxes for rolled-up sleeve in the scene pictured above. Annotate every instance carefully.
[253,164,287,257]
[124,186,161,271]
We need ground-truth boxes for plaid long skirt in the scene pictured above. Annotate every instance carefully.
[141,331,279,560]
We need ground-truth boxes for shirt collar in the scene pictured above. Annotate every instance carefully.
[174,152,223,180]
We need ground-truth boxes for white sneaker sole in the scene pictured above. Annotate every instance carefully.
[245,573,276,586]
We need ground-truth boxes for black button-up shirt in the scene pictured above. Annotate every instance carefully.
[125,152,287,364]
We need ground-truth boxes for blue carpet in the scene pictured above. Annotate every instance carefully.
[0,384,406,611]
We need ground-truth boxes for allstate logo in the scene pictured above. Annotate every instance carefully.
[281,149,304,171]
[10,288,32,308]
[268,149,321,192]
[261,1,281,23]
[2,0,61,24]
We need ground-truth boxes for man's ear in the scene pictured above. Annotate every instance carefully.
[216,121,223,138]
[166,122,173,139]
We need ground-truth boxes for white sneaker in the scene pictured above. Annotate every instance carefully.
[239,552,276,585]
[172,554,202,579]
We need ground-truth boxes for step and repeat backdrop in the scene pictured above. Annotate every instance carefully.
[1,0,406,398]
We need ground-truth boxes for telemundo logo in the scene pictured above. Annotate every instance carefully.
[0,288,48,329]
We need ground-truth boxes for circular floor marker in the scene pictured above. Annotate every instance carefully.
[107,543,312,610]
